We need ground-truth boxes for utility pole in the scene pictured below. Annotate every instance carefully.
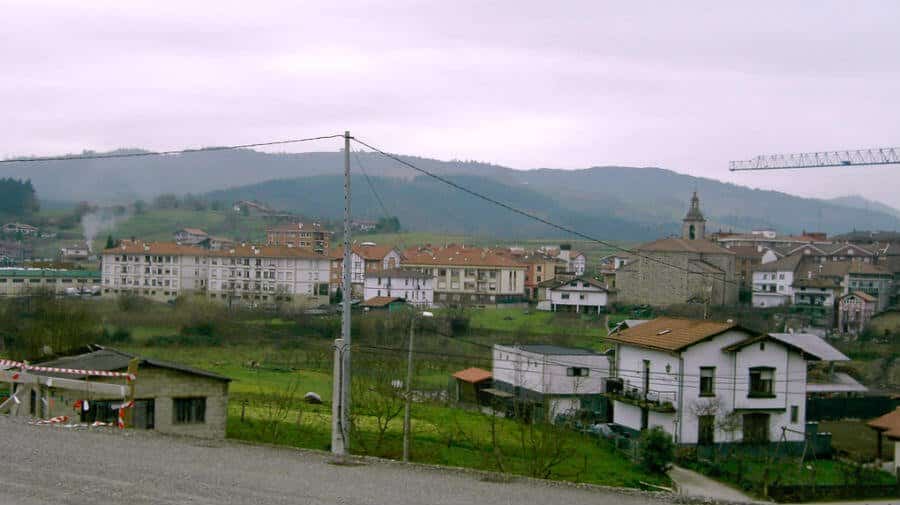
[402,315,416,462]
[332,130,353,457]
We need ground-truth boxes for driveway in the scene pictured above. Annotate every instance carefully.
[669,465,760,503]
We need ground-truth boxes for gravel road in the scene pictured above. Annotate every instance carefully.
[0,416,675,505]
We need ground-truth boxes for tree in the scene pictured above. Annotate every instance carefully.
[105,234,115,249]
[638,427,675,474]
[133,200,147,215]
[153,193,180,209]
[374,216,401,234]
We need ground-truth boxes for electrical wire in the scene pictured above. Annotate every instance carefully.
[352,136,741,289]
[353,149,392,221]
[0,134,345,163]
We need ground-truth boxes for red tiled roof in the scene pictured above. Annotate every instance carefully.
[606,317,742,352]
[402,245,526,268]
[453,367,492,383]
[331,244,398,261]
[868,407,900,439]
[362,296,404,307]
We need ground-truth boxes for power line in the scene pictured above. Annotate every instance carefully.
[352,149,392,221]
[0,134,345,163]
[351,137,740,288]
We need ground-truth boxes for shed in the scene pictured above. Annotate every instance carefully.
[868,407,900,471]
[452,367,492,405]
[362,296,406,312]
[20,347,230,439]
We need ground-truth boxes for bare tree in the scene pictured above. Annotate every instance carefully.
[255,371,303,443]
[350,357,405,455]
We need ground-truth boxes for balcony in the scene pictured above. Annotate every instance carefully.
[604,378,676,413]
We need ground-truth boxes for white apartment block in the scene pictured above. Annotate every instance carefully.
[102,241,330,308]
[403,246,527,305]
[363,269,433,307]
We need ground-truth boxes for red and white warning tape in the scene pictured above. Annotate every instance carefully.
[0,359,135,380]
[29,415,69,425]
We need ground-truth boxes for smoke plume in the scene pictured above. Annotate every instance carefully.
[81,207,130,252]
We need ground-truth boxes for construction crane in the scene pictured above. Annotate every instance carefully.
[729,147,900,171]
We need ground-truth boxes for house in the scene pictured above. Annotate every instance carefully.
[540,276,614,315]
[491,344,611,421]
[452,367,493,404]
[711,229,832,251]
[199,235,234,251]
[616,193,739,307]
[722,245,768,295]
[59,243,91,261]
[867,407,900,472]
[15,347,230,439]
[402,245,527,306]
[101,240,331,308]
[2,222,38,236]
[266,221,332,254]
[518,252,566,300]
[351,220,378,233]
[536,244,586,276]
[331,243,404,298]
[837,291,877,336]
[173,228,208,245]
[751,254,803,307]
[597,255,630,289]
[605,317,844,446]
[363,268,433,307]
[361,296,405,312]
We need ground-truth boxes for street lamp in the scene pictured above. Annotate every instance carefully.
[403,310,433,462]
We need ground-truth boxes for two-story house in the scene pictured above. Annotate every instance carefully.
[605,317,843,446]
[363,268,433,307]
[751,255,802,307]
[539,276,614,315]
[330,243,403,298]
[492,344,611,420]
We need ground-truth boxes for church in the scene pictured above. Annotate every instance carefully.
[616,193,739,307]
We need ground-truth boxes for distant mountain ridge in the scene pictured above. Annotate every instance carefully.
[2,149,898,239]
[827,195,900,220]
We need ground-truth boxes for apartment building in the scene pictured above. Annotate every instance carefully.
[363,268,433,307]
[0,268,101,296]
[402,245,527,305]
[266,221,332,254]
[101,241,330,308]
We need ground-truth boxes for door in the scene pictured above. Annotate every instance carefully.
[133,399,155,429]
[698,415,715,445]
[742,413,770,444]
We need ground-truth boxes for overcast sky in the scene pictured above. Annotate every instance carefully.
[3,1,900,207]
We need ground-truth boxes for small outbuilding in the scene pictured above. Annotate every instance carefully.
[17,347,230,439]
[452,367,492,405]
[868,407,900,473]
[362,296,406,312]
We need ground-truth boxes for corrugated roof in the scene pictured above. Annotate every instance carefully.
[606,317,741,352]
[37,347,230,381]
[807,372,868,393]
[500,344,598,356]
[636,238,734,255]
[0,268,100,279]
[453,367,492,383]
[724,333,849,361]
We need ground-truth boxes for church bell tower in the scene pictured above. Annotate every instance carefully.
[682,191,706,241]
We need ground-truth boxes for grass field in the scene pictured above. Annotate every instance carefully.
[820,420,890,462]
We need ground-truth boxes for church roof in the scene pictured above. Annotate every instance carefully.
[683,191,706,222]
[636,237,735,255]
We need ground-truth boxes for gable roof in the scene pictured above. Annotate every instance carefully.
[402,245,525,268]
[179,228,207,236]
[331,244,400,261]
[362,296,404,307]
[453,367,492,383]
[542,275,609,291]
[754,253,804,273]
[37,347,230,381]
[606,317,743,352]
[636,238,734,255]
[722,332,849,361]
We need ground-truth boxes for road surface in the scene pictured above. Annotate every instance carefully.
[0,416,674,505]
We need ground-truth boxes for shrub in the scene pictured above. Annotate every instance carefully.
[638,427,675,474]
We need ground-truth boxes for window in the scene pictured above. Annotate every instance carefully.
[566,367,589,377]
[790,405,799,424]
[561,293,570,300]
[748,367,774,397]
[579,294,585,300]
[173,398,206,424]
[698,415,715,445]
[699,367,715,397]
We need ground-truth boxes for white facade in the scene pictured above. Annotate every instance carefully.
[751,268,794,308]
[364,271,433,307]
[492,345,609,417]
[546,279,611,314]
[612,330,809,445]
[102,242,330,307]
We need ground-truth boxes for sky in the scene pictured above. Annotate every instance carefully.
[3,1,900,207]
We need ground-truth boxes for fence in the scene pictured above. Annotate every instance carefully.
[807,396,900,422]
[768,483,900,502]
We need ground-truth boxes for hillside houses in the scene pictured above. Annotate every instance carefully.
[330,243,403,298]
